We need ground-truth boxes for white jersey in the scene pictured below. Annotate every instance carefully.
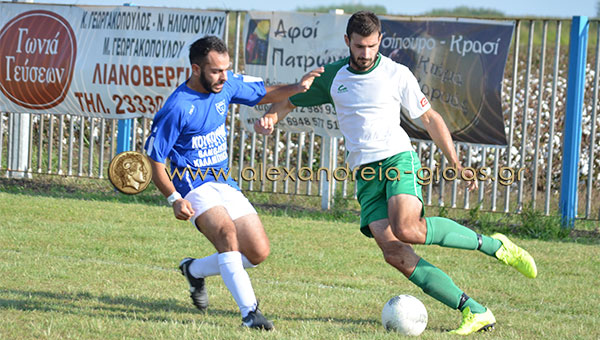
[290,54,430,169]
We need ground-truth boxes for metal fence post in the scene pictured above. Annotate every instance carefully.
[560,16,588,228]
[7,113,31,178]
[321,136,333,210]
[116,119,132,154]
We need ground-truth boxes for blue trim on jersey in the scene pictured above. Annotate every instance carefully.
[145,71,266,197]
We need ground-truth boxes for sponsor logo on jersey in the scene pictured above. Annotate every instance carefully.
[215,99,226,115]
[420,97,429,107]
[337,84,348,93]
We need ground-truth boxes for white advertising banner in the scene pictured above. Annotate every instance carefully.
[241,11,349,138]
[0,2,226,118]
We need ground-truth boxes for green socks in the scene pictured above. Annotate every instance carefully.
[409,258,486,313]
[414,218,497,313]
[425,217,501,257]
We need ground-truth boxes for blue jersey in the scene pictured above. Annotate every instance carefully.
[145,71,266,197]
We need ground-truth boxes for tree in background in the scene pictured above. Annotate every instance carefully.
[423,6,504,18]
[295,4,505,18]
[296,3,387,14]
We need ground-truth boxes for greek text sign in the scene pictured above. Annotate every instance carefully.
[241,12,513,145]
[241,11,349,137]
[0,3,226,118]
[380,18,513,145]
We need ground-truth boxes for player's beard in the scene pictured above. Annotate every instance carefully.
[199,72,225,94]
[349,49,375,71]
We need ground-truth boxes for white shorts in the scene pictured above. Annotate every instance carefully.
[184,182,257,223]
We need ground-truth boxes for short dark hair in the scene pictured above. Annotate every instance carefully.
[346,11,381,39]
[189,36,228,66]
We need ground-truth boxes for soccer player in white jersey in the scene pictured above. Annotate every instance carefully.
[145,36,322,330]
[255,11,537,335]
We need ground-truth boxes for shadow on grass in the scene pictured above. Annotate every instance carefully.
[1,288,381,327]
[271,313,378,327]
[0,288,237,323]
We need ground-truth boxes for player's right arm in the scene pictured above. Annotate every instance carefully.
[144,99,195,221]
[254,60,340,135]
[254,99,296,135]
[147,158,195,221]
[254,59,343,135]
[257,67,324,105]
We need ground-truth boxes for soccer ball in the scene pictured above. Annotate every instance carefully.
[381,295,428,336]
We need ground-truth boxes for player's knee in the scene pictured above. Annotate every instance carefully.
[252,245,270,264]
[246,241,270,265]
[216,227,238,247]
[391,219,424,244]
[392,227,416,243]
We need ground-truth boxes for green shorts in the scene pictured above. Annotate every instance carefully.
[356,151,425,238]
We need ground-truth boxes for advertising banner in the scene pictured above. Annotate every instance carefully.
[0,2,226,118]
[379,18,513,145]
[242,11,349,137]
[241,11,513,145]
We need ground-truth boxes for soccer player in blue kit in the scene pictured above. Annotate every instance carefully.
[144,36,323,330]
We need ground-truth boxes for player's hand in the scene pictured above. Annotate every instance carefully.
[458,166,478,191]
[254,116,275,135]
[173,198,195,220]
[298,67,324,92]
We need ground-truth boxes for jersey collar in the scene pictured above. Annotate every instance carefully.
[347,53,381,75]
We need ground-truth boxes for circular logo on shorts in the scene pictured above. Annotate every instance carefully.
[0,10,77,110]
[109,151,153,195]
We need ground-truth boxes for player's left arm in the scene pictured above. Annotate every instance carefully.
[420,108,478,191]
[257,67,324,104]
[147,157,195,221]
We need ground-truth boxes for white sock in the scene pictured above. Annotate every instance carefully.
[189,252,257,278]
[218,251,257,318]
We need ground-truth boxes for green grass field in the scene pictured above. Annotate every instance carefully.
[1,178,599,340]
